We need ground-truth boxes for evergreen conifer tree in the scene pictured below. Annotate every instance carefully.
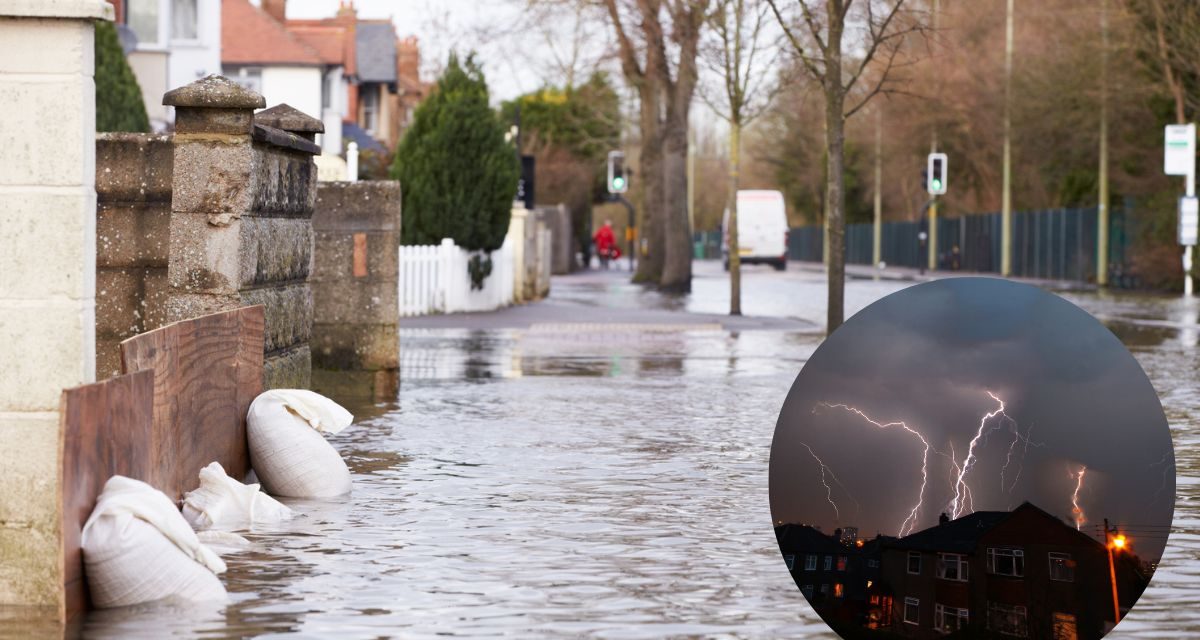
[94,21,150,133]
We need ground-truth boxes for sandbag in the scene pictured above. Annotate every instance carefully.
[81,476,227,608]
[182,462,293,530]
[246,389,354,498]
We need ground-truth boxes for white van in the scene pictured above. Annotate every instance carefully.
[723,190,789,271]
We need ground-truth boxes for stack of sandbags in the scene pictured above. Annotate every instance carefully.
[247,389,354,498]
[182,462,293,530]
[81,476,228,608]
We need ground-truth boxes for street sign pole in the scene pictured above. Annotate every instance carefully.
[1166,124,1197,296]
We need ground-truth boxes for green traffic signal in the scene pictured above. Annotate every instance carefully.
[613,176,626,190]
[931,178,942,191]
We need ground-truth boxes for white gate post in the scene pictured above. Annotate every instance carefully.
[0,0,112,608]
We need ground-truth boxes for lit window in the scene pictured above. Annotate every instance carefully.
[987,602,1029,637]
[805,554,817,571]
[834,583,844,598]
[1049,552,1075,582]
[935,603,969,633]
[1052,612,1078,640]
[824,555,833,571]
[908,551,922,575]
[172,0,198,40]
[837,556,847,571]
[904,597,920,625]
[987,547,1025,577]
[127,0,160,46]
[938,553,969,582]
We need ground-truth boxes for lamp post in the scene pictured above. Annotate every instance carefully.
[1105,518,1125,625]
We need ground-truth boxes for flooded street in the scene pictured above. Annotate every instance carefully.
[23,262,1199,638]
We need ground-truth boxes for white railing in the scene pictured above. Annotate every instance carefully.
[399,238,515,317]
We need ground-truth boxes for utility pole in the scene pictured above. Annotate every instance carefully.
[1001,0,1015,276]
[1105,518,1122,624]
[874,108,883,269]
[1097,0,1110,286]
[928,0,940,273]
[688,126,696,234]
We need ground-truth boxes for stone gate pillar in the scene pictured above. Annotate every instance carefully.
[0,0,111,608]
[163,77,321,389]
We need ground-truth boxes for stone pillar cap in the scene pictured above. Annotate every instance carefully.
[255,104,325,134]
[163,75,266,109]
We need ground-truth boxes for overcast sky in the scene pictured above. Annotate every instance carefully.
[770,278,1175,562]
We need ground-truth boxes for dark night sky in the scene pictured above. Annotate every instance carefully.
[770,278,1175,561]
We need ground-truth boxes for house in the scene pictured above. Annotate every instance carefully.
[879,502,1151,639]
[107,0,222,130]
[776,523,894,631]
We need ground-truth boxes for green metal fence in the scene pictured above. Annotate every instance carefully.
[780,207,1133,284]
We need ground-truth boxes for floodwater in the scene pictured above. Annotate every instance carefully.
[9,263,1200,638]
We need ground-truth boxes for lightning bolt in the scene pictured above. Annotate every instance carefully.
[1150,453,1172,507]
[1070,465,1087,530]
[949,392,1009,519]
[1002,421,1039,494]
[816,403,932,537]
[799,442,845,522]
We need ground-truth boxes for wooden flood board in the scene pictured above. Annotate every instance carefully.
[119,305,265,503]
[58,369,154,621]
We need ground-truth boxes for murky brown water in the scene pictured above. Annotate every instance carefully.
[4,265,1197,638]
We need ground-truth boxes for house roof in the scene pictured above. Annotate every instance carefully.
[222,0,323,66]
[288,25,347,66]
[356,22,397,83]
[887,502,1096,554]
[775,524,850,555]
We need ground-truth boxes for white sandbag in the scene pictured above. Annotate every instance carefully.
[182,462,293,530]
[247,389,354,498]
[81,476,227,608]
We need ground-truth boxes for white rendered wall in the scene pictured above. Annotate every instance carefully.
[261,66,322,125]
[166,0,221,92]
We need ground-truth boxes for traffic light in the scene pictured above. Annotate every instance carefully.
[607,150,628,194]
[927,152,948,195]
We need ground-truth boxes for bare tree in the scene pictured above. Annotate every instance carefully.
[703,0,781,314]
[604,0,710,291]
[1129,0,1200,123]
[767,0,923,333]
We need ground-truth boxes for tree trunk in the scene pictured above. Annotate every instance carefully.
[634,84,665,283]
[660,109,693,292]
[728,119,742,315]
[824,62,846,334]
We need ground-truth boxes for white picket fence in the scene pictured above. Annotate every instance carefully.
[399,238,515,316]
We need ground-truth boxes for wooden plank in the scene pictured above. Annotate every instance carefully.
[119,305,265,503]
[58,369,154,622]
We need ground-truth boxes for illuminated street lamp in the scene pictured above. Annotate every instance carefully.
[1105,518,1125,625]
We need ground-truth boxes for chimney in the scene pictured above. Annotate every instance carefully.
[397,36,420,85]
[939,512,950,526]
[262,0,286,23]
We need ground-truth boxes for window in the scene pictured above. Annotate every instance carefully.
[824,555,833,571]
[904,597,920,625]
[837,556,847,571]
[171,0,198,40]
[362,88,379,134]
[802,584,814,598]
[231,68,263,95]
[908,551,922,575]
[987,547,1025,577]
[127,0,160,46]
[1052,612,1078,640]
[805,554,817,571]
[834,583,844,598]
[935,604,969,633]
[867,559,879,568]
[938,553,969,582]
[1049,552,1075,582]
[987,602,1029,637]
[784,555,796,571]
[819,584,830,599]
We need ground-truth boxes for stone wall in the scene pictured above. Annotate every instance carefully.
[163,77,320,389]
[94,133,173,379]
[0,0,112,609]
[310,181,401,401]
[539,204,573,275]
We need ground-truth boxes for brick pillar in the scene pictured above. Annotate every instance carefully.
[0,0,112,608]
[163,76,322,389]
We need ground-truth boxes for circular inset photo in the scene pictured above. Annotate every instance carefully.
[770,278,1174,640]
